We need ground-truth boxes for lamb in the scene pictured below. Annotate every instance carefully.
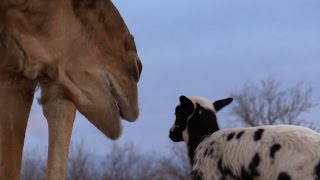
[169,95,320,180]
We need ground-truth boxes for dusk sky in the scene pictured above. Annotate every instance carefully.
[23,0,320,157]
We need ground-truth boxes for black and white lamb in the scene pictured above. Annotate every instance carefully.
[169,95,320,180]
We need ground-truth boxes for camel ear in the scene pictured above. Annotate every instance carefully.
[213,98,233,111]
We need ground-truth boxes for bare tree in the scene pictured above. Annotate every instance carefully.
[230,77,317,128]
[21,148,46,180]
[101,142,159,180]
[101,142,191,180]
[67,141,100,180]
[157,144,191,180]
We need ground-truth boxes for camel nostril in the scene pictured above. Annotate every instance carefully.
[136,57,142,79]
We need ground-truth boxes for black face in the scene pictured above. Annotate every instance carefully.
[187,104,220,139]
[169,96,195,142]
[169,96,233,143]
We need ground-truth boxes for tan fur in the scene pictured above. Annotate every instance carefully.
[0,0,142,179]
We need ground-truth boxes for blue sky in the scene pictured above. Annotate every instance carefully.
[24,0,320,156]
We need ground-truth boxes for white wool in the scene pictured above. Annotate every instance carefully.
[188,96,215,112]
[192,125,320,180]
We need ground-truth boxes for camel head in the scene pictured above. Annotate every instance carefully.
[1,0,142,139]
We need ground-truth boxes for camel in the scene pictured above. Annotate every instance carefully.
[0,0,142,179]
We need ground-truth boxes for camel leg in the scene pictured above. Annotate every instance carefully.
[41,84,76,180]
[0,80,35,180]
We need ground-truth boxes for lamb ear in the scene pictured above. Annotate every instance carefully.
[179,95,194,112]
[213,98,233,111]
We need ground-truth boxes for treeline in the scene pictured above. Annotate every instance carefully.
[21,142,191,180]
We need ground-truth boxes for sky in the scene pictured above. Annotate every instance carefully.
[23,0,320,157]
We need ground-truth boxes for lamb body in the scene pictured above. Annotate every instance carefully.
[169,96,320,180]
